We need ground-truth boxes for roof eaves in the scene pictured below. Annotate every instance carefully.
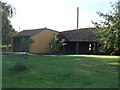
[45,28,60,33]
[30,29,45,37]
[61,27,96,33]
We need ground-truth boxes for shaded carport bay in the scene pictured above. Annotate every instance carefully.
[61,41,97,54]
[58,28,98,54]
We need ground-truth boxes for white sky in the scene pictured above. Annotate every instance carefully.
[2,0,117,31]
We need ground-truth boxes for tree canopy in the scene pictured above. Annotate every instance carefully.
[2,1,17,46]
[92,1,120,55]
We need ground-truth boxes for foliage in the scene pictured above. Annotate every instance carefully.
[11,63,26,72]
[1,1,17,47]
[92,1,120,55]
[49,34,67,54]
[21,37,34,54]
[1,45,11,50]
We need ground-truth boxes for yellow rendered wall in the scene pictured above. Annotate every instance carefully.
[30,30,59,53]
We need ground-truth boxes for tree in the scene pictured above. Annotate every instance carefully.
[49,34,67,54]
[21,38,34,54]
[92,1,120,55]
[2,1,17,48]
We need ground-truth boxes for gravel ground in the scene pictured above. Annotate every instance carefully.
[0,52,27,56]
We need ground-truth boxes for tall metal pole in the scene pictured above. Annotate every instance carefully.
[76,7,79,54]
[77,7,79,29]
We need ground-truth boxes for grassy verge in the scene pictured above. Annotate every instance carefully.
[2,49,11,53]
[2,55,119,88]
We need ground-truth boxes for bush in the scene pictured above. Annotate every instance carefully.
[2,45,11,50]
[2,46,7,50]
[11,63,27,72]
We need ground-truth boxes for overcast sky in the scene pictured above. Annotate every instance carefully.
[2,0,117,31]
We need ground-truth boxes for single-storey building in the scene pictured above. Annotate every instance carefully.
[12,27,59,53]
[58,28,98,54]
[12,27,98,54]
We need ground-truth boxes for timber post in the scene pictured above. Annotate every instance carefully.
[63,45,65,54]
[93,42,96,53]
[76,42,79,54]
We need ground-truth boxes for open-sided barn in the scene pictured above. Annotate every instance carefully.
[58,28,98,54]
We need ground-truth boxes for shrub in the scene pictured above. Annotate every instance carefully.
[2,45,11,50]
[11,63,27,72]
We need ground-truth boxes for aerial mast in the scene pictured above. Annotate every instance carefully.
[76,7,79,54]
[77,7,79,29]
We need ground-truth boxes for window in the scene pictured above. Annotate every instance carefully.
[89,44,91,51]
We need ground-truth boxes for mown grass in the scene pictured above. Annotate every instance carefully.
[2,49,11,53]
[2,55,119,88]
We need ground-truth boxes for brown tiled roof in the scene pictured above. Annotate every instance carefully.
[12,28,59,37]
[58,28,97,42]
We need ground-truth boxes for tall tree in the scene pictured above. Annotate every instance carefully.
[92,1,120,55]
[2,1,17,47]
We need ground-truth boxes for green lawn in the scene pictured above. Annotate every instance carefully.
[2,49,11,53]
[2,55,119,88]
